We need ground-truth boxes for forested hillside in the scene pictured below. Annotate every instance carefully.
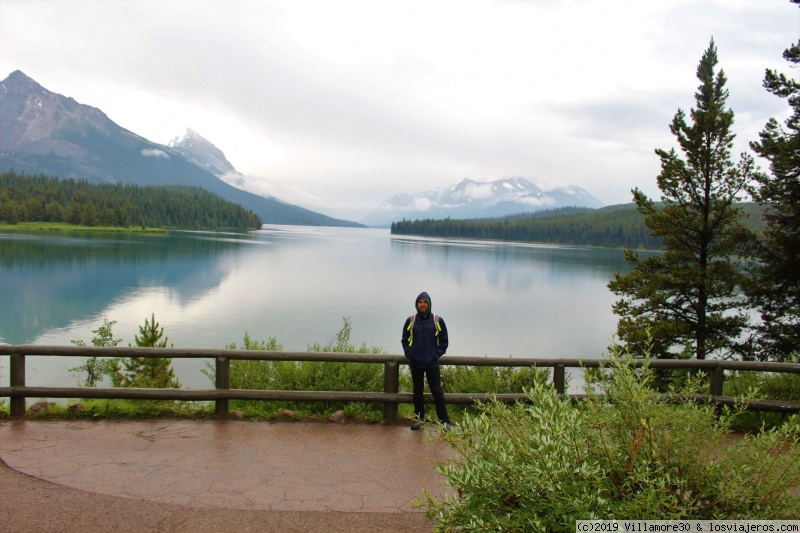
[0,171,262,230]
[391,204,766,249]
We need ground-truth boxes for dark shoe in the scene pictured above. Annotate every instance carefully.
[410,421,421,430]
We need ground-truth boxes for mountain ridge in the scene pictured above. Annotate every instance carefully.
[0,70,364,228]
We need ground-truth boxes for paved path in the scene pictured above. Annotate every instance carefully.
[0,419,455,532]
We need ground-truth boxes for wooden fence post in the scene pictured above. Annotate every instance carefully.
[553,363,566,395]
[709,364,725,397]
[10,353,26,417]
[383,361,399,423]
[215,356,230,417]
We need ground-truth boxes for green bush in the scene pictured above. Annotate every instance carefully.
[418,350,800,530]
[725,370,800,403]
[440,364,551,395]
[724,369,800,430]
[69,315,180,389]
[69,318,123,387]
[205,319,386,419]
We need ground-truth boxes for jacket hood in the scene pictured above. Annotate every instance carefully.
[415,291,432,316]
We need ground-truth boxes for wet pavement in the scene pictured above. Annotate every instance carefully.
[0,419,455,514]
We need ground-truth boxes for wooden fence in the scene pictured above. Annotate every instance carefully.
[2,345,799,422]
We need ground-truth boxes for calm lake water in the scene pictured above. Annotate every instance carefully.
[0,225,637,390]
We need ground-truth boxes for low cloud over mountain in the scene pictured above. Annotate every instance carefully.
[362,176,604,227]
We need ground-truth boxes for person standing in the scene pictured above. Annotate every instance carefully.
[401,291,452,430]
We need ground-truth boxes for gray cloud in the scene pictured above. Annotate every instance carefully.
[1,0,797,219]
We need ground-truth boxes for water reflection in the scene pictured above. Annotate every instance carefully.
[0,230,253,344]
[390,236,630,291]
[1,226,640,389]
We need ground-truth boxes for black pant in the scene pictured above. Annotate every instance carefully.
[411,365,449,423]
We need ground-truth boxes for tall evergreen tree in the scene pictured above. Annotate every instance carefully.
[608,39,755,360]
[745,28,800,361]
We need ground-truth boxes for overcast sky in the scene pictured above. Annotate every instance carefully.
[1,0,797,221]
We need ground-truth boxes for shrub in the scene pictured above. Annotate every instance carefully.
[725,369,800,404]
[440,364,551,395]
[70,315,180,389]
[418,349,800,530]
[204,319,386,419]
[724,369,800,431]
[69,318,122,387]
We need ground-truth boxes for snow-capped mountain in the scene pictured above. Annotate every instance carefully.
[361,176,604,227]
[169,128,238,177]
[168,128,254,196]
[169,128,338,216]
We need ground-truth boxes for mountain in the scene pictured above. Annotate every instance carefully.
[168,128,238,177]
[0,70,363,227]
[361,176,605,227]
[168,128,261,198]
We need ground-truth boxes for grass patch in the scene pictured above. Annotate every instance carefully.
[22,399,215,420]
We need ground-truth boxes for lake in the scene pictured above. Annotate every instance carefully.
[0,225,637,390]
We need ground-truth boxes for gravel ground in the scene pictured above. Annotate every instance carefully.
[0,461,435,533]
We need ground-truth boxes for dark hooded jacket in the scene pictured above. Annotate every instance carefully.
[401,291,449,369]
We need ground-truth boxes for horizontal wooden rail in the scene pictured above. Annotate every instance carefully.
[2,345,799,421]
[4,344,799,371]
[0,387,531,404]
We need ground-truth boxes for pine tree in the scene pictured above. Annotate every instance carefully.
[608,39,755,360]
[745,26,800,361]
[119,314,180,388]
